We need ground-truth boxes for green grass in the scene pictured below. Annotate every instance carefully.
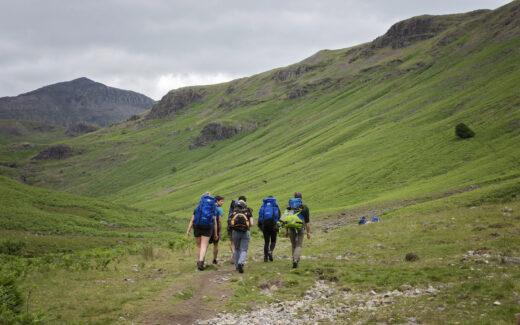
[0,3,519,324]
[8,5,517,222]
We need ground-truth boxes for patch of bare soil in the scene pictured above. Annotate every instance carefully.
[137,264,234,325]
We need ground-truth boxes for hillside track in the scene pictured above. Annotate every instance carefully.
[138,262,234,325]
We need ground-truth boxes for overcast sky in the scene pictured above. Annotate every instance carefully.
[0,0,511,100]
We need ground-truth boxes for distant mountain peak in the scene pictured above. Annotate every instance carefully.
[0,78,155,127]
[70,77,96,84]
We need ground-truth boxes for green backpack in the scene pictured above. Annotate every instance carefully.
[279,210,304,229]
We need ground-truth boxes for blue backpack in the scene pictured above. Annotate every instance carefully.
[259,197,279,225]
[194,195,217,229]
[287,198,304,223]
[289,198,302,210]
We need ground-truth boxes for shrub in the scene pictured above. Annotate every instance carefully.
[0,274,24,314]
[171,166,177,173]
[405,253,419,262]
[141,244,154,261]
[455,123,475,139]
[0,240,26,256]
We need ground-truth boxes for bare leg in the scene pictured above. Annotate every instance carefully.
[196,236,202,261]
[199,236,211,261]
[213,241,219,261]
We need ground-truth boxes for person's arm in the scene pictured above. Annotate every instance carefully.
[214,221,218,240]
[218,214,222,237]
[303,205,311,239]
[186,215,194,237]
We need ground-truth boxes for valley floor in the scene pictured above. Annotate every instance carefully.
[5,198,516,324]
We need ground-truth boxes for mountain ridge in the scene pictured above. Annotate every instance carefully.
[3,1,519,217]
[0,77,155,127]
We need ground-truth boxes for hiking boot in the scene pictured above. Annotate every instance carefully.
[197,261,204,271]
[212,259,218,265]
[238,264,244,273]
[292,261,298,269]
[264,256,268,262]
[268,252,273,261]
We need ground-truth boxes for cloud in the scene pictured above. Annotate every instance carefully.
[0,0,512,100]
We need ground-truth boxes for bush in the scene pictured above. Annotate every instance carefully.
[141,244,154,261]
[455,123,475,139]
[0,273,24,314]
[0,240,26,256]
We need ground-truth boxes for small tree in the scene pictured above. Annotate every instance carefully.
[455,123,475,139]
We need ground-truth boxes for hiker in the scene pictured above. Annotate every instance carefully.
[284,192,310,268]
[359,216,367,225]
[227,199,239,258]
[229,196,253,273]
[209,195,224,265]
[258,196,281,262]
[371,216,380,222]
[186,192,219,270]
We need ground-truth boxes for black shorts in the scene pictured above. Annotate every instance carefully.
[209,224,221,244]
[209,234,219,244]
[194,226,213,238]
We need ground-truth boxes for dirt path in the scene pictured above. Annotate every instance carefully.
[137,263,235,325]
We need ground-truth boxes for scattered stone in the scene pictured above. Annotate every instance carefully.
[501,256,520,264]
[401,284,413,292]
[493,301,501,306]
[118,316,126,321]
[195,281,444,324]
[124,277,134,283]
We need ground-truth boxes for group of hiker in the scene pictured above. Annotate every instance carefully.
[186,192,311,273]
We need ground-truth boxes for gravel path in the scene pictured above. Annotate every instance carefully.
[195,280,442,325]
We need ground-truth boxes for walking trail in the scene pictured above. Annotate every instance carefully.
[137,263,235,325]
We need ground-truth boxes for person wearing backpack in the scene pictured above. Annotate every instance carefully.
[209,195,225,265]
[258,196,281,262]
[229,197,253,273]
[284,192,310,268]
[186,192,219,270]
[226,198,240,258]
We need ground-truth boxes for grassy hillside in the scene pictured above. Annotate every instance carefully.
[0,2,519,324]
[0,175,181,256]
[10,2,519,221]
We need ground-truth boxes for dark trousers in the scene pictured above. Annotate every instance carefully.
[262,226,278,257]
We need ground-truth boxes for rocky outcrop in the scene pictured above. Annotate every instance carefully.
[32,144,83,160]
[272,62,328,83]
[372,16,448,49]
[273,65,314,82]
[65,122,100,137]
[0,77,154,127]
[146,88,203,120]
[190,122,257,149]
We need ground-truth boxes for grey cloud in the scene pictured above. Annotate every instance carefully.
[0,0,512,99]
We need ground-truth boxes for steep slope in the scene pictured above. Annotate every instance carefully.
[0,77,155,127]
[0,175,174,238]
[7,2,520,218]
